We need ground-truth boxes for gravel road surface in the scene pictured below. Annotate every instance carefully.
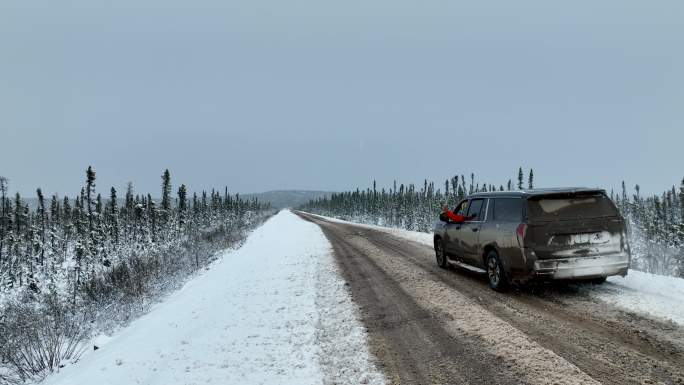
[297,212,684,385]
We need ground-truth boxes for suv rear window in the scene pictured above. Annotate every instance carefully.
[491,198,523,222]
[527,193,618,221]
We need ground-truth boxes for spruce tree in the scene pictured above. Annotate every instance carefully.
[22,203,33,284]
[193,192,199,215]
[528,169,534,189]
[62,196,71,226]
[108,187,119,245]
[0,176,7,264]
[125,182,134,240]
[517,167,524,190]
[93,192,106,263]
[107,187,118,214]
[61,196,72,262]
[50,195,60,226]
[84,167,99,271]
[73,190,86,286]
[96,193,103,217]
[13,193,24,265]
[85,166,96,241]
[36,188,46,266]
[148,194,157,243]
[178,184,188,225]
[49,194,60,260]
[670,185,679,221]
[161,169,172,218]
[680,178,684,223]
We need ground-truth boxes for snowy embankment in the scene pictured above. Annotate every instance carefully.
[42,211,385,385]
[308,213,684,327]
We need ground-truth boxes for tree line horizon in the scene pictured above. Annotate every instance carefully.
[301,167,684,278]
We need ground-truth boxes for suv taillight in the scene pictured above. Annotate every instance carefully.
[516,223,527,248]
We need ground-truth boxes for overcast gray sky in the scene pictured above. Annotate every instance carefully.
[1,0,682,198]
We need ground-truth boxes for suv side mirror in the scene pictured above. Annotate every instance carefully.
[439,212,448,222]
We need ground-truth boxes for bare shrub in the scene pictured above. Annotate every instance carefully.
[0,294,88,384]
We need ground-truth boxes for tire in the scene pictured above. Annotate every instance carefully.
[486,251,508,292]
[590,277,607,285]
[435,239,448,269]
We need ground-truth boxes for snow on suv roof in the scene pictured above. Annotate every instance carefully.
[468,187,606,198]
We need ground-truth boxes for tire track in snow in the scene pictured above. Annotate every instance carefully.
[316,221,523,385]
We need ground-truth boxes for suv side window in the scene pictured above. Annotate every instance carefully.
[491,198,523,222]
[454,200,468,216]
[466,199,485,221]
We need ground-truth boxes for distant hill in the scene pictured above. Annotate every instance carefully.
[243,190,333,209]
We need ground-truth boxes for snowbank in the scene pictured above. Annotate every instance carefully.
[597,271,684,326]
[308,213,684,327]
[42,211,385,385]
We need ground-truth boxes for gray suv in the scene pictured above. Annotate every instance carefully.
[433,188,631,291]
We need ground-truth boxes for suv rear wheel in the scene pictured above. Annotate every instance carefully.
[435,239,447,268]
[486,251,508,292]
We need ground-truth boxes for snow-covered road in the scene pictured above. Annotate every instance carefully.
[43,211,385,385]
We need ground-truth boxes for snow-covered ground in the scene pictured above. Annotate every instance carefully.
[592,270,684,326]
[308,213,684,327]
[42,211,385,385]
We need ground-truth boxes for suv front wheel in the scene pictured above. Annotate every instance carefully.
[486,250,508,292]
[435,239,448,268]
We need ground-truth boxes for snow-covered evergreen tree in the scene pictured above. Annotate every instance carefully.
[528,169,534,189]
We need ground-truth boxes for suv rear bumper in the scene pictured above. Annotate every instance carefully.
[533,253,629,280]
